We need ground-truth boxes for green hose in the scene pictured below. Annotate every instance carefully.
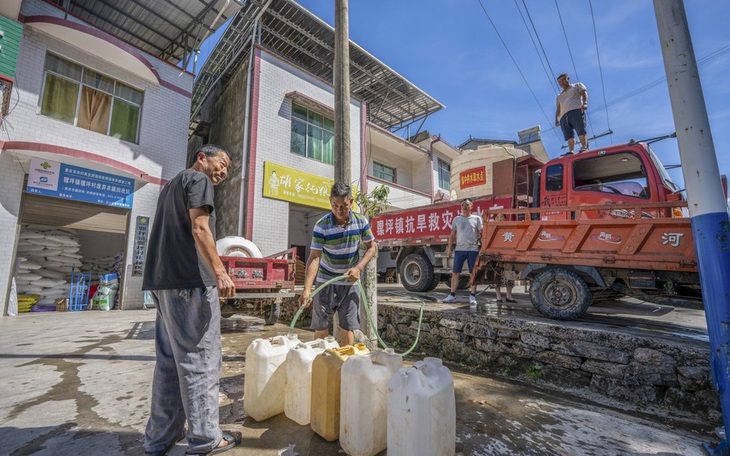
[287,275,426,356]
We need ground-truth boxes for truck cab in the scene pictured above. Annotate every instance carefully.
[535,142,683,220]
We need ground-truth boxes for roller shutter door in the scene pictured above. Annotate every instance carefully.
[21,193,129,234]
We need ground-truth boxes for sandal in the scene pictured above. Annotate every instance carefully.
[505,298,517,303]
[186,431,242,455]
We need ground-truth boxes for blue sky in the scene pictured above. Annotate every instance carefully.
[194,0,729,194]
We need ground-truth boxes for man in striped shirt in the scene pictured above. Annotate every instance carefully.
[300,182,378,345]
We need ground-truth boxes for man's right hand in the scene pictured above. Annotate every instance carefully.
[216,272,236,299]
[299,289,312,308]
[555,119,559,127]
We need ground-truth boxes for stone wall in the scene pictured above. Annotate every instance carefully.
[374,303,719,423]
[276,296,718,423]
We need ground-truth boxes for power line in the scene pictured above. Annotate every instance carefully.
[519,0,558,94]
[554,0,596,141]
[588,43,730,114]
[514,0,558,95]
[589,0,612,145]
[554,0,580,81]
[475,0,563,143]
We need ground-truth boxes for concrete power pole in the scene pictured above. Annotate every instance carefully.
[654,1,730,453]
[334,0,376,348]
[334,0,350,185]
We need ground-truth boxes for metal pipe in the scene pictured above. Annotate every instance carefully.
[237,19,258,237]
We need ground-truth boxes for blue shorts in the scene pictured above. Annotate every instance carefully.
[560,109,587,140]
[453,251,478,273]
[310,283,360,331]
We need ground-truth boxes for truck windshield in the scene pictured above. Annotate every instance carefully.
[646,144,680,192]
[573,151,649,199]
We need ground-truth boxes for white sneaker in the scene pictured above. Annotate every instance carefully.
[443,294,457,303]
[469,295,477,306]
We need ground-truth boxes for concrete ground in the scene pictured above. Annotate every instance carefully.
[0,301,719,456]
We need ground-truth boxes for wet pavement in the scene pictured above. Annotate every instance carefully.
[0,297,719,456]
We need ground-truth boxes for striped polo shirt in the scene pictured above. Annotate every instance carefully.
[311,211,375,285]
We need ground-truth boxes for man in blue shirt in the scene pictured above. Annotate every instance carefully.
[300,182,378,345]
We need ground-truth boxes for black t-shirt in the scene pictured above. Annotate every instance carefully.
[142,169,217,290]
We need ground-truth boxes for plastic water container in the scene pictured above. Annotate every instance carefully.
[310,344,369,441]
[387,357,456,456]
[340,348,403,456]
[243,334,299,421]
[285,336,339,425]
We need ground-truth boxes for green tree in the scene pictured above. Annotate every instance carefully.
[355,184,390,220]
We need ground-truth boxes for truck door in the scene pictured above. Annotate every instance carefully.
[538,163,569,220]
[567,148,659,219]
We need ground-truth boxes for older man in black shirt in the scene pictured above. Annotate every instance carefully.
[142,144,240,456]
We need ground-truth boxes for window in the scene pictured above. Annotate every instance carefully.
[40,54,143,143]
[290,103,334,164]
[438,159,450,190]
[573,152,649,199]
[373,162,396,183]
[545,164,563,191]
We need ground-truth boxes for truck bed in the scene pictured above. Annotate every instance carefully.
[477,202,696,273]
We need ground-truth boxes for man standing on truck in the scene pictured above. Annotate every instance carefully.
[555,73,589,154]
[300,181,378,345]
[142,144,241,456]
[444,198,483,306]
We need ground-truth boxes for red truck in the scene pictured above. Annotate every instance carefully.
[219,247,297,325]
[373,141,706,320]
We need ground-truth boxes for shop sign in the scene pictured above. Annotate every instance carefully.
[263,161,357,210]
[460,166,487,189]
[132,216,149,276]
[26,158,135,209]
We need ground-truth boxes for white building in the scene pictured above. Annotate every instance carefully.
[189,0,456,263]
[0,0,240,314]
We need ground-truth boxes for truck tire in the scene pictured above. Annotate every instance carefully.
[216,236,263,258]
[263,298,280,326]
[399,253,436,292]
[457,276,471,290]
[530,269,592,320]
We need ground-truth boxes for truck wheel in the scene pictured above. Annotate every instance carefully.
[399,253,435,292]
[216,236,263,258]
[263,299,280,326]
[425,273,440,292]
[530,269,592,320]
[457,276,471,290]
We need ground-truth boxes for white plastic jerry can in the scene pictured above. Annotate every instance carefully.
[340,348,403,456]
[243,334,299,421]
[387,357,456,456]
[284,336,339,425]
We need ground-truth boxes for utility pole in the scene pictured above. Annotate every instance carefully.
[333,0,376,348]
[654,2,730,454]
[334,0,350,185]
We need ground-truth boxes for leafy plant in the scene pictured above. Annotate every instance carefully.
[355,184,390,219]
[526,363,544,380]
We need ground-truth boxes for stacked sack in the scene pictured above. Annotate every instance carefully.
[17,294,39,313]
[81,251,123,278]
[15,225,83,307]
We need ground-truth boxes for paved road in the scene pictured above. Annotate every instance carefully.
[378,283,709,343]
[0,308,718,455]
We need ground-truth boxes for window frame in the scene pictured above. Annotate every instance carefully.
[289,102,335,165]
[373,161,396,183]
[39,53,144,144]
[438,159,450,190]
[545,164,564,192]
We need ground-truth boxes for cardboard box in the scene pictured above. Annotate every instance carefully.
[55,298,69,312]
